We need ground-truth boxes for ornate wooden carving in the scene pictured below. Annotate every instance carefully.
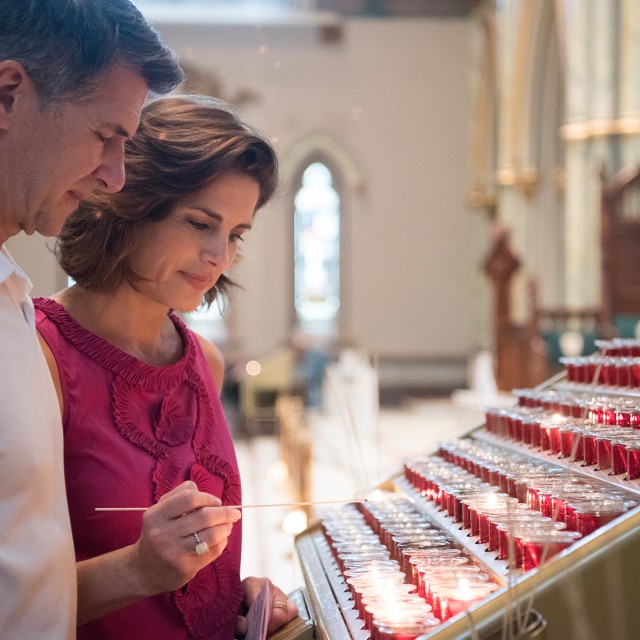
[486,165,640,391]
[601,164,640,335]
[483,230,548,391]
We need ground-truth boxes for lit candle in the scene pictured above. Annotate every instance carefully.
[437,580,499,620]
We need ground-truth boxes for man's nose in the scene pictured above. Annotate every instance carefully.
[92,139,126,193]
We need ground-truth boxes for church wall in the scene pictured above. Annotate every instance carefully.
[8,16,475,365]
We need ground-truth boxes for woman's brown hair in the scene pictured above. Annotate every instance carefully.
[56,94,278,305]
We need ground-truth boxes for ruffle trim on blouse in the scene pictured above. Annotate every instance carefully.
[33,297,196,390]
[112,375,183,498]
[195,452,242,506]
[173,560,243,638]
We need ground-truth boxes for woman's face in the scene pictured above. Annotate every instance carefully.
[130,170,260,312]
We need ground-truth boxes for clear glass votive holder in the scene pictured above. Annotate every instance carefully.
[420,567,489,609]
[373,616,441,640]
[361,585,422,629]
[411,555,470,597]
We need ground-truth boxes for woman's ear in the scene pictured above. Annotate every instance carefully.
[0,60,34,132]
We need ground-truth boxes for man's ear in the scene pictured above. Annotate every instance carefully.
[0,61,34,131]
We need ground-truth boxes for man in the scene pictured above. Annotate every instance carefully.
[0,2,240,637]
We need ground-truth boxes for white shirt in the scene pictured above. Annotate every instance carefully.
[0,246,77,639]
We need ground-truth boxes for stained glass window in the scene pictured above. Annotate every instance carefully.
[294,162,340,333]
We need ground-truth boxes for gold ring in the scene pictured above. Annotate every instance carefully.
[193,531,210,556]
[272,600,288,610]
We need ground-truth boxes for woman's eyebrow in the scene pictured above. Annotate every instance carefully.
[189,206,253,229]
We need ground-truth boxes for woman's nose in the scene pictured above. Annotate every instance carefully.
[204,237,232,268]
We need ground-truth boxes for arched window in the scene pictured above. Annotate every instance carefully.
[293,162,340,334]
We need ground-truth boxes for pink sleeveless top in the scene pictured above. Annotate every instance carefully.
[34,297,243,640]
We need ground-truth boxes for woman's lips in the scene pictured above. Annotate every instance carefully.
[181,271,213,290]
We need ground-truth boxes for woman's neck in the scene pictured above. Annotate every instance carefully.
[53,285,183,366]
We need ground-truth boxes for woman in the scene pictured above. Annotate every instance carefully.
[35,95,298,639]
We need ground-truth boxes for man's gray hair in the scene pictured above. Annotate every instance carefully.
[0,0,183,106]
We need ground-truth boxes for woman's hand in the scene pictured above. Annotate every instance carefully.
[236,576,299,637]
[129,481,242,595]
[76,480,242,625]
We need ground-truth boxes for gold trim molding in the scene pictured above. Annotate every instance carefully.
[496,167,540,199]
[561,117,640,142]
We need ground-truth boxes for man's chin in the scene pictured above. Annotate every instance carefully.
[34,215,72,238]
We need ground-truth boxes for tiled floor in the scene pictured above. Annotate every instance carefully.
[234,395,491,594]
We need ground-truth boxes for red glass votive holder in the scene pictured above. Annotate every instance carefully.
[560,357,578,382]
[615,358,632,387]
[527,417,542,449]
[512,389,531,407]
[570,399,588,419]
[511,415,525,442]
[601,358,617,386]
[559,426,579,458]
[548,423,563,456]
[485,407,500,434]
[627,442,640,479]
[519,530,582,571]
[586,356,600,384]
[582,431,599,466]
[467,495,510,537]
[574,500,630,536]
[596,433,615,471]
[408,550,465,586]
[548,483,595,523]
[611,438,637,475]
[630,358,640,387]
[514,477,537,504]
[539,422,554,452]
[512,522,568,567]
[538,490,556,519]
[436,582,499,621]
[526,486,542,512]
[602,403,618,426]
[478,509,506,545]
[495,515,548,562]
[449,489,488,523]
[397,539,452,580]
[615,403,634,427]
[487,506,533,552]
[421,567,486,607]
[588,401,604,424]
[412,555,469,597]
[521,415,539,445]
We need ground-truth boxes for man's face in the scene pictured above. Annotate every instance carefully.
[3,64,148,240]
